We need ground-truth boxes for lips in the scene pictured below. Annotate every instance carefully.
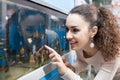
[70,41,78,46]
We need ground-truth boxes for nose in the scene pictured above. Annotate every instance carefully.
[66,31,73,40]
[33,30,39,38]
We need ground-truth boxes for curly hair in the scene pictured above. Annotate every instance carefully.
[95,6,120,61]
[70,4,120,61]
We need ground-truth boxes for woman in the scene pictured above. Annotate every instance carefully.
[45,4,120,80]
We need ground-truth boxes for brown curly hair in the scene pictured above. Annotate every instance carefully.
[70,4,120,61]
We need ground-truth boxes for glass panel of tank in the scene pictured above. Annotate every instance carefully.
[0,0,69,80]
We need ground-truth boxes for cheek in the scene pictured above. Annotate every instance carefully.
[76,32,90,44]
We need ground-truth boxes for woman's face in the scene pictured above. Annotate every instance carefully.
[66,13,91,50]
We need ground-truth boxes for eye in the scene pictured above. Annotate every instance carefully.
[72,28,80,33]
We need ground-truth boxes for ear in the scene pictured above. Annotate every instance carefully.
[90,26,98,38]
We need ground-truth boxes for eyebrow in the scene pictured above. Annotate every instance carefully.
[66,26,78,30]
[70,26,78,28]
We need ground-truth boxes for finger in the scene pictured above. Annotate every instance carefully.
[49,53,55,58]
[44,45,55,53]
[65,62,71,66]
[51,56,61,62]
[62,56,67,63]
[50,62,59,67]
[51,57,57,62]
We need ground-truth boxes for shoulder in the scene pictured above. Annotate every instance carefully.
[101,55,120,72]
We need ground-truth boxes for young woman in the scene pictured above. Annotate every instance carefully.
[45,4,120,80]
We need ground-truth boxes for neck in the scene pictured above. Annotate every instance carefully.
[83,47,98,58]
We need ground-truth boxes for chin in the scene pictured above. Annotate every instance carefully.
[71,46,78,50]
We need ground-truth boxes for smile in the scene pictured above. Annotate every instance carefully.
[70,42,77,46]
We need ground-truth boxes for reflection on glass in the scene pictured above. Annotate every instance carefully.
[0,1,69,80]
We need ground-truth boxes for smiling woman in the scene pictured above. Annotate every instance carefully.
[45,4,120,80]
[66,14,91,50]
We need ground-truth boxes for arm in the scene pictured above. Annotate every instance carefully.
[61,68,83,80]
[61,53,120,80]
[61,57,120,80]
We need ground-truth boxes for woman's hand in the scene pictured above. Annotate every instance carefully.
[44,45,68,75]
[62,56,76,72]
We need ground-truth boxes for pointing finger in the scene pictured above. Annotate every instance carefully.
[44,45,56,53]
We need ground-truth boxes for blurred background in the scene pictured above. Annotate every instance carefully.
[0,0,120,80]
